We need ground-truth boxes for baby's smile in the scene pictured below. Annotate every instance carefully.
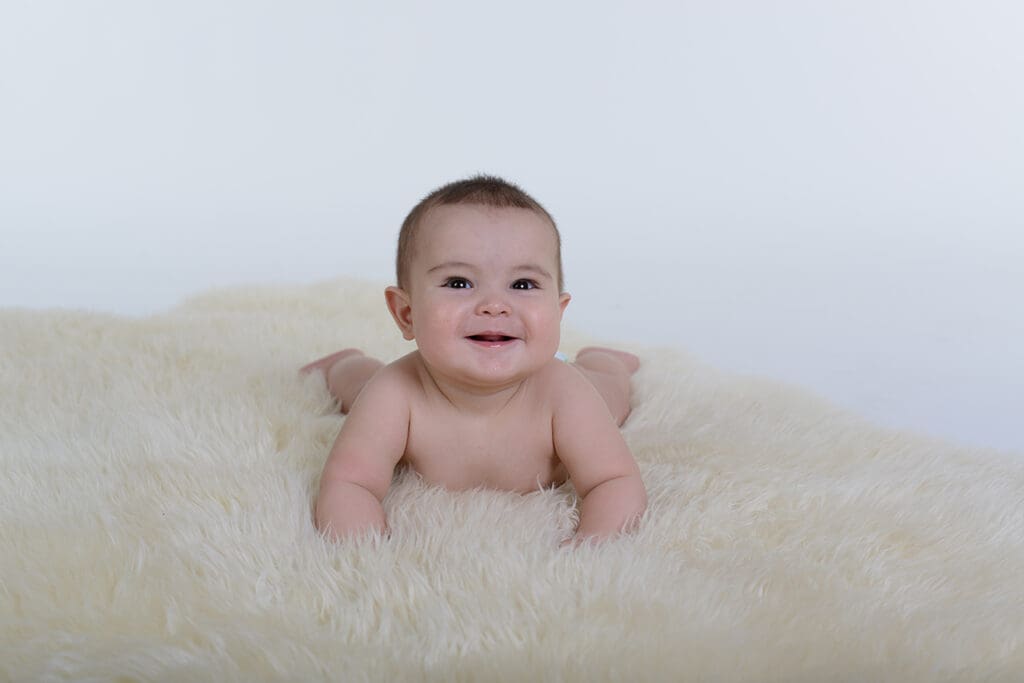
[466,331,520,348]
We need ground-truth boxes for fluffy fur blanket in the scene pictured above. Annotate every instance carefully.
[2,278,1022,682]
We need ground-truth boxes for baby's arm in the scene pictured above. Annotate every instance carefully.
[314,368,409,541]
[553,368,647,544]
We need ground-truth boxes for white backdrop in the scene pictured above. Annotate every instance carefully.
[2,1,1021,453]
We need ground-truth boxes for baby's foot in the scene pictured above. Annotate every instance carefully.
[576,347,641,374]
[572,347,639,426]
[299,349,364,375]
[301,349,383,414]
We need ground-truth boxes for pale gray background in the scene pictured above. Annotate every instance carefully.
[2,1,1021,453]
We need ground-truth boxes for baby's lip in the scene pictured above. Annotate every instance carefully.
[466,331,520,342]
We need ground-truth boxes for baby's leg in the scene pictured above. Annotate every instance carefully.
[300,349,383,414]
[571,347,640,426]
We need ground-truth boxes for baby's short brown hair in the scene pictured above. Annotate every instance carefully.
[396,175,564,292]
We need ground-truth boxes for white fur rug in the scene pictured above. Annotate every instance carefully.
[2,278,1023,682]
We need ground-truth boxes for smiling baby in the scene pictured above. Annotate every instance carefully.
[304,175,647,545]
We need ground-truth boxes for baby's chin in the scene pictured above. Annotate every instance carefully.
[417,351,549,390]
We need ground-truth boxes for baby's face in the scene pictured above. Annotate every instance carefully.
[388,204,570,389]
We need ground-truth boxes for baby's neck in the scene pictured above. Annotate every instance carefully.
[413,353,528,416]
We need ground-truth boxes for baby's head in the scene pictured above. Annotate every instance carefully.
[396,175,564,293]
[385,175,571,384]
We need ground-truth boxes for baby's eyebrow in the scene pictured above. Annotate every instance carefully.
[427,261,478,274]
[426,262,552,280]
[513,264,554,280]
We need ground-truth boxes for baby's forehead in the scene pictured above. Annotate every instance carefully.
[401,201,564,291]
[417,203,557,245]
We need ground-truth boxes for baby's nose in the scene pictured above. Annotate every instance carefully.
[476,296,510,316]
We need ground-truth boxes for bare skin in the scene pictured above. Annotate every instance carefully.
[306,203,648,544]
[303,346,643,543]
[300,346,639,425]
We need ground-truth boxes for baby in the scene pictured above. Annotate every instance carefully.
[304,175,647,545]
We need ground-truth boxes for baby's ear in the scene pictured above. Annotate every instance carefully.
[385,286,415,340]
[558,292,571,316]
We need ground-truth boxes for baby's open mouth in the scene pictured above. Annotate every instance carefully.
[467,334,517,342]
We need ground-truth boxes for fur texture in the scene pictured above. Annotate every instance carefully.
[2,278,1023,681]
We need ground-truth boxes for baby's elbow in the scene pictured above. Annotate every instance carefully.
[637,483,649,513]
[626,474,648,528]
[313,502,338,541]
[625,469,647,503]
[603,472,648,530]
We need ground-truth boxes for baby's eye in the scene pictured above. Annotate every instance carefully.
[511,279,539,290]
[443,277,472,289]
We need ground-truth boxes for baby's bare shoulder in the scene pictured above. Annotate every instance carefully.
[338,353,419,415]
[368,352,421,395]
[531,358,595,407]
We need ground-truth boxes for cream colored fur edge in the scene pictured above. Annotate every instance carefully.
[2,277,1022,682]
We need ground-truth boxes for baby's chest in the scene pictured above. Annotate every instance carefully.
[403,412,564,492]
